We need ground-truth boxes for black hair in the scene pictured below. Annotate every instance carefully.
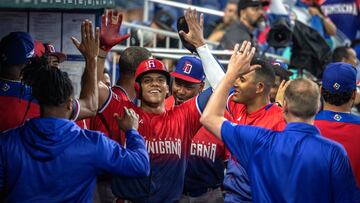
[321,87,354,106]
[21,57,73,106]
[119,46,152,76]
[332,46,351,62]
[251,58,276,90]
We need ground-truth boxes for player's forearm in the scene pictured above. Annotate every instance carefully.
[117,129,150,177]
[201,74,235,138]
[78,57,98,119]
[97,49,107,82]
[197,44,225,89]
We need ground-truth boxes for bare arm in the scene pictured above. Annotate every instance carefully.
[71,20,100,119]
[179,8,225,89]
[97,10,130,109]
[308,6,337,36]
[200,41,257,139]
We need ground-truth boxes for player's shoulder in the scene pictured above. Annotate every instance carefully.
[0,80,31,97]
[165,96,175,111]
[111,86,129,100]
[265,104,283,117]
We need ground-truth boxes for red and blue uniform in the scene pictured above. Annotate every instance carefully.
[315,110,360,187]
[166,95,230,196]
[0,79,39,132]
[183,122,229,196]
[98,88,212,202]
[224,93,286,202]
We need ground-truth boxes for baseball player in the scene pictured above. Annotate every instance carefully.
[200,40,359,203]
[180,9,286,202]
[0,20,149,202]
[314,62,360,187]
[165,56,228,202]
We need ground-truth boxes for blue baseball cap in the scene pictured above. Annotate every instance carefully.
[0,32,34,65]
[322,62,357,93]
[171,56,205,83]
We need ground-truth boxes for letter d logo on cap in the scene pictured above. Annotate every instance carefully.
[183,61,192,74]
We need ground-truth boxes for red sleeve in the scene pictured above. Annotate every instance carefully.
[94,89,132,145]
[76,119,90,129]
[227,94,245,118]
[99,89,127,118]
[227,94,235,114]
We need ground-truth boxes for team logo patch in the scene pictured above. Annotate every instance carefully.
[1,83,10,92]
[333,83,340,90]
[182,61,192,74]
[333,114,342,121]
[26,49,35,58]
[147,60,156,68]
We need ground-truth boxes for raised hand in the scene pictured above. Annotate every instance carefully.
[100,10,129,52]
[71,20,100,59]
[178,8,206,48]
[275,80,291,107]
[114,107,139,132]
[227,41,258,78]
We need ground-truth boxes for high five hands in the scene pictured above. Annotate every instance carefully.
[71,20,100,60]
[179,8,206,48]
[227,41,260,78]
[100,10,129,52]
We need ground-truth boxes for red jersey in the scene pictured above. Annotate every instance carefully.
[90,86,132,144]
[166,95,230,193]
[227,94,286,130]
[0,80,39,132]
[165,95,175,110]
[315,110,360,187]
[76,119,90,129]
[95,89,203,202]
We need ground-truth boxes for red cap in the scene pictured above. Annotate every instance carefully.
[44,43,66,63]
[135,59,170,82]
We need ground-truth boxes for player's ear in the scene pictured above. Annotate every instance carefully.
[67,98,73,112]
[255,81,265,94]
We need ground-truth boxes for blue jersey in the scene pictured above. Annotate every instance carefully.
[221,121,360,203]
[224,99,286,202]
[0,117,149,202]
[321,0,360,40]
[0,79,39,132]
